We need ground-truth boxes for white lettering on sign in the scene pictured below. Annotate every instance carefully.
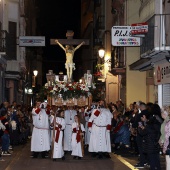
[154,63,170,85]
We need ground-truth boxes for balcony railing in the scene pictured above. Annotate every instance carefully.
[96,15,105,31]
[140,14,170,55]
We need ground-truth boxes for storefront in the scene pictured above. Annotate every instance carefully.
[0,55,7,103]
[154,61,170,107]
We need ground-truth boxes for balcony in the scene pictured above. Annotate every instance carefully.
[130,14,170,71]
[140,14,170,55]
[95,15,105,31]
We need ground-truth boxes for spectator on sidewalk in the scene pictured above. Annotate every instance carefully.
[159,105,170,147]
[0,110,12,156]
[0,119,6,161]
[138,104,162,170]
[162,105,170,170]
[113,115,131,149]
[133,102,148,168]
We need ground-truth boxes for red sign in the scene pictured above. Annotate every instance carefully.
[131,22,148,35]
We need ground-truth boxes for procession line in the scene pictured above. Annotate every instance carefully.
[111,153,139,170]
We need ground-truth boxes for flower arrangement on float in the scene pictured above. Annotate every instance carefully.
[44,81,93,100]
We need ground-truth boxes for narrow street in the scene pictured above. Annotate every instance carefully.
[0,139,166,170]
[0,139,133,170]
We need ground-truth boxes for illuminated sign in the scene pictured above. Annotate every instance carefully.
[111,26,141,46]
[19,36,45,46]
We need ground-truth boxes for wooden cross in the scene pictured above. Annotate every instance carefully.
[50,30,89,45]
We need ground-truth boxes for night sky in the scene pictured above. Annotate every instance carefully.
[36,0,82,83]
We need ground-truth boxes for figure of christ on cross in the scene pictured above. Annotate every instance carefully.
[51,30,89,82]
[55,40,85,82]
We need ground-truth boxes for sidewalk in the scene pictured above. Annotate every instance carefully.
[111,147,166,170]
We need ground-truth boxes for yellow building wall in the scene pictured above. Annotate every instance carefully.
[126,0,147,106]
[106,73,119,104]
[105,0,119,104]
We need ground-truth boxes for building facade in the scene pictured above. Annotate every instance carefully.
[0,0,41,105]
[129,0,170,107]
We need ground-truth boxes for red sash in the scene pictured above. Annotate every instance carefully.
[55,126,61,143]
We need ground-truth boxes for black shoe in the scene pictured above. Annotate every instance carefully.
[73,156,77,159]
[78,157,81,160]
[62,156,65,160]
[33,156,38,158]
[98,155,103,159]
[53,159,56,161]
[134,163,144,168]
[104,153,111,159]
[91,153,97,157]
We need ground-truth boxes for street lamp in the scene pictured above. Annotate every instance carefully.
[32,70,38,87]
[24,86,33,106]
[98,47,105,58]
[33,70,38,77]
[25,87,33,94]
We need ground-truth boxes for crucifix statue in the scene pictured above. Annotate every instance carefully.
[50,30,89,82]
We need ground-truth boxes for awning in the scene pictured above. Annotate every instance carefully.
[129,58,151,71]
[129,48,170,71]
[109,68,126,75]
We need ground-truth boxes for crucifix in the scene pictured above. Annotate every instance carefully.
[50,30,89,82]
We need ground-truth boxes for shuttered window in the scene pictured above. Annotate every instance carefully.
[6,21,17,60]
[162,84,170,105]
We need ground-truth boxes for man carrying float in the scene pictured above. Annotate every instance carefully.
[88,100,112,159]
[64,106,77,152]
[31,102,50,158]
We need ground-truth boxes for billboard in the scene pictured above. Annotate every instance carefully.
[19,36,45,46]
[111,26,141,46]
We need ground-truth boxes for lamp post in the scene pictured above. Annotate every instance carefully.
[24,86,33,106]
[32,70,38,87]
[98,47,105,59]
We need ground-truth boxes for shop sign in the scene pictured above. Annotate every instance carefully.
[131,22,148,35]
[154,62,170,85]
[19,36,45,46]
[111,26,141,46]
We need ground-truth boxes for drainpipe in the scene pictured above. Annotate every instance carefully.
[157,0,163,107]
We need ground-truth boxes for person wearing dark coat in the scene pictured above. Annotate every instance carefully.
[133,102,148,168]
[138,106,162,170]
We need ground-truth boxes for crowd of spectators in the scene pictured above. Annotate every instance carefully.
[1,99,170,170]
[0,101,32,161]
[108,100,166,169]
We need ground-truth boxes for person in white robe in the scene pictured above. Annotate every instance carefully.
[88,100,111,159]
[64,106,77,151]
[31,102,50,158]
[84,107,92,146]
[71,115,85,159]
[50,110,66,161]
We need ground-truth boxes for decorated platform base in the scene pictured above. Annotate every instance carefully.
[45,80,93,107]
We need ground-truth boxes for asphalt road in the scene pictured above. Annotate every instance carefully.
[0,139,166,170]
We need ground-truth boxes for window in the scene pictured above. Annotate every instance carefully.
[6,21,17,60]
